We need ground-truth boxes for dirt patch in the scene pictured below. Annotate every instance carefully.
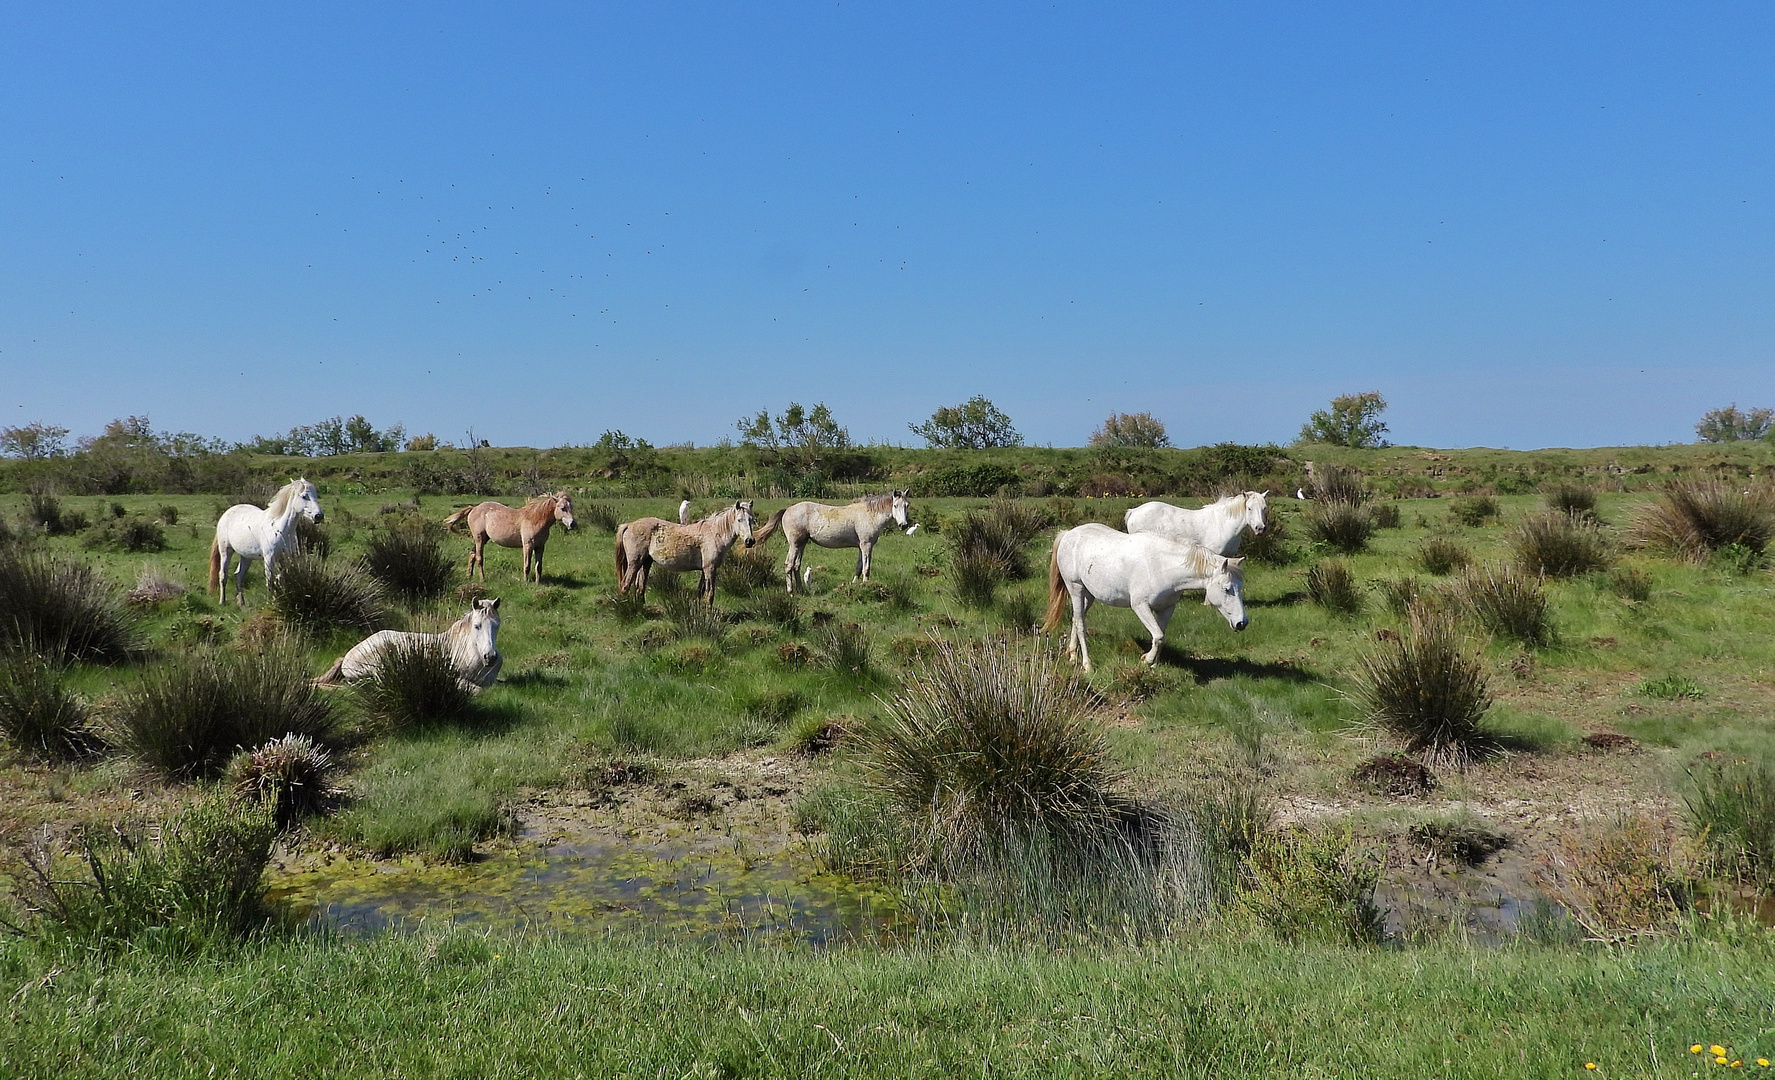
[1352,755,1437,797]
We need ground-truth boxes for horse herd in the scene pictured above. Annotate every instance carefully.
[205,479,1270,687]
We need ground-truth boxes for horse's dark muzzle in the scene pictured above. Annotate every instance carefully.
[1233,619,1249,632]
[744,539,755,548]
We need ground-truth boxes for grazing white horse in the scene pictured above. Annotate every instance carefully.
[753,491,911,593]
[209,479,324,605]
[1044,523,1247,672]
[315,598,503,691]
[1123,491,1270,556]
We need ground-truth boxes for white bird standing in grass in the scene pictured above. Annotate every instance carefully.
[679,499,692,524]
[904,523,919,535]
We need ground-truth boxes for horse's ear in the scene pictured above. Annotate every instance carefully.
[1227,557,1245,569]
[487,597,501,611]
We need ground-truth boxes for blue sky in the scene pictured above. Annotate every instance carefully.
[3,3,1772,450]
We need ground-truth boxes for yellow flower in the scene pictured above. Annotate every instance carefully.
[1717,1047,1732,1057]
[1584,1064,1597,1071]
[1757,1059,1769,1067]
[1721,1057,1732,1066]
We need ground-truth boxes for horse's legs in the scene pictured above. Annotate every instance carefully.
[522,537,535,582]
[532,539,544,584]
[855,540,871,582]
[470,535,486,582]
[1069,586,1093,671]
[234,555,252,606]
[217,544,231,604]
[784,539,804,594]
[1132,602,1172,666]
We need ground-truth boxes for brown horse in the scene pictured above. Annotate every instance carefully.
[615,500,755,604]
[444,492,576,582]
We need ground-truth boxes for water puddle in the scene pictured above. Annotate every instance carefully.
[270,824,902,944]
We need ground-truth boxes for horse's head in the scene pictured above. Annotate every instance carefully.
[553,492,575,530]
[1244,491,1270,535]
[293,478,323,523]
[468,597,502,665]
[891,490,912,529]
[734,500,755,547]
[1203,555,1248,632]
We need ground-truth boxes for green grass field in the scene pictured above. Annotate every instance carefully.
[5,445,1775,1075]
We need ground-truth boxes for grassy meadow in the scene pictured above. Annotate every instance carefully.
[5,441,1775,1076]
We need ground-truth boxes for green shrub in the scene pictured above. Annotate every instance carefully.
[82,515,167,553]
[110,643,339,780]
[1712,542,1767,575]
[1512,511,1612,578]
[1631,482,1775,561]
[1237,825,1383,945]
[1687,758,1775,885]
[1634,674,1704,701]
[1608,564,1653,602]
[10,794,278,951]
[0,549,139,663]
[579,502,620,532]
[925,463,1020,497]
[1543,482,1598,519]
[1354,605,1495,764]
[1240,510,1294,565]
[1448,495,1499,527]
[226,734,343,828]
[363,518,454,604]
[0,657,97,761]
[1416,536,1471,576]
[353,636,480,731]
[26,493,87,536]
[156,504,180,526]
[1306,560,1362,616]
[1371,502,1401,529]
[1301,499,1372,553]
[268,551,389,634]
[1458,564,1553,646]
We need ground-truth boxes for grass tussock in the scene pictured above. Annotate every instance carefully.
[1305,560,1362,615]
[1370,502,1401,529]
[719,543,779,596]
[1416,536,1471,576]
[1307,465,1368,504]
[354,636,479,730]
[226,733,343,828]
[1631,482,1775,562]
[816,619,871,674]
[268,550,390,635]
[946,499,1049,608]
[1448,495,1500,527]
[1457,563,1553,647]
[1687,757,1775,886]
[1373,575,1434,617]
[26,493,88,536]
[1301,499,1372,553]
[109,642,339,780]
[0,656,98,761]
[0,549,139,663]
[1512,510,1613,578]
[9,794,278,952]
[1239,509,1294,565]
[579,502,621,532]
[363,517,455,604]
[1609,564,1653,602]
[1354,605,1495,766]
[81,515,167,553]
[1543,482,1599,519]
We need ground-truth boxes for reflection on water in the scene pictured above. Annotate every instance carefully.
[268,826,900,944]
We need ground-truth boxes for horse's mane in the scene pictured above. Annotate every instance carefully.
[853,493,895,511]
[266,480,302,516]
[521,494,556,509]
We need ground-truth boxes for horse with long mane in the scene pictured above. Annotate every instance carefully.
[752,490,910,593]
[615,500,755,604]
[314,597,503,691]
[1123,491,1270,556]
[209,478,324,605]
[443,492,575,582]
[1044,523,1247,672]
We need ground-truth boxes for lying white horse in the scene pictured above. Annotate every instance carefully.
[1124,491,1269,556]
[315,598,503,691]
[1044,523,1247,672]
[209,478,324,605]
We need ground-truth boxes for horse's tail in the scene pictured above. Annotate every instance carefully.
[752,508,787,544]
[313,655,348,687]
[614,524,630,589]
[443,505,474,532]
[208,533,223,595]
[1043,538,1069,633]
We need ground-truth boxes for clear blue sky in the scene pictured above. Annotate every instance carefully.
[3,3,1772,450]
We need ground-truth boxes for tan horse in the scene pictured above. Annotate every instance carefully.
[444,492,575,582]
[752,491,910,593]
[615,500,756,604]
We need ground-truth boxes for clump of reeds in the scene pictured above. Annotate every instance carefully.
[1631,482,1775,562]
[1543,482,1599,520]
[1354,604,1495,766]
[946,499,1049,608]
[108,642,338,780]
[226,734,343,828]
[1456,563,1553,647]
[353,637,477,730]
[1308,465,1369,504]
[1301,500,1373,553]
[267,551,389,635]
[1448,495,1499,527]
[1687,757,1775,887]
[659,586,726,643]
[579,502,620,532]
[1240,510,1293,565]
[719,543,778,596]
[363,517,454,604]
[9,793,279,951]
[0,549,139,663]
[1306,560,1362,616]
[1371,502,1401,529]
[1416,536,1471,576]
[817,620,870,674]
[0,656,98,761]
[1512,511,1612,578]
[1609,564,1653,602]
[26,493,87,536]
[1373,575,1430,617]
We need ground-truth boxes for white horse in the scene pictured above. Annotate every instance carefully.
[1044,523,1247,672]
[209,479,324,605]
[315,598,503,691]
[752,491,911,593]
[1123,491,1270,556]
